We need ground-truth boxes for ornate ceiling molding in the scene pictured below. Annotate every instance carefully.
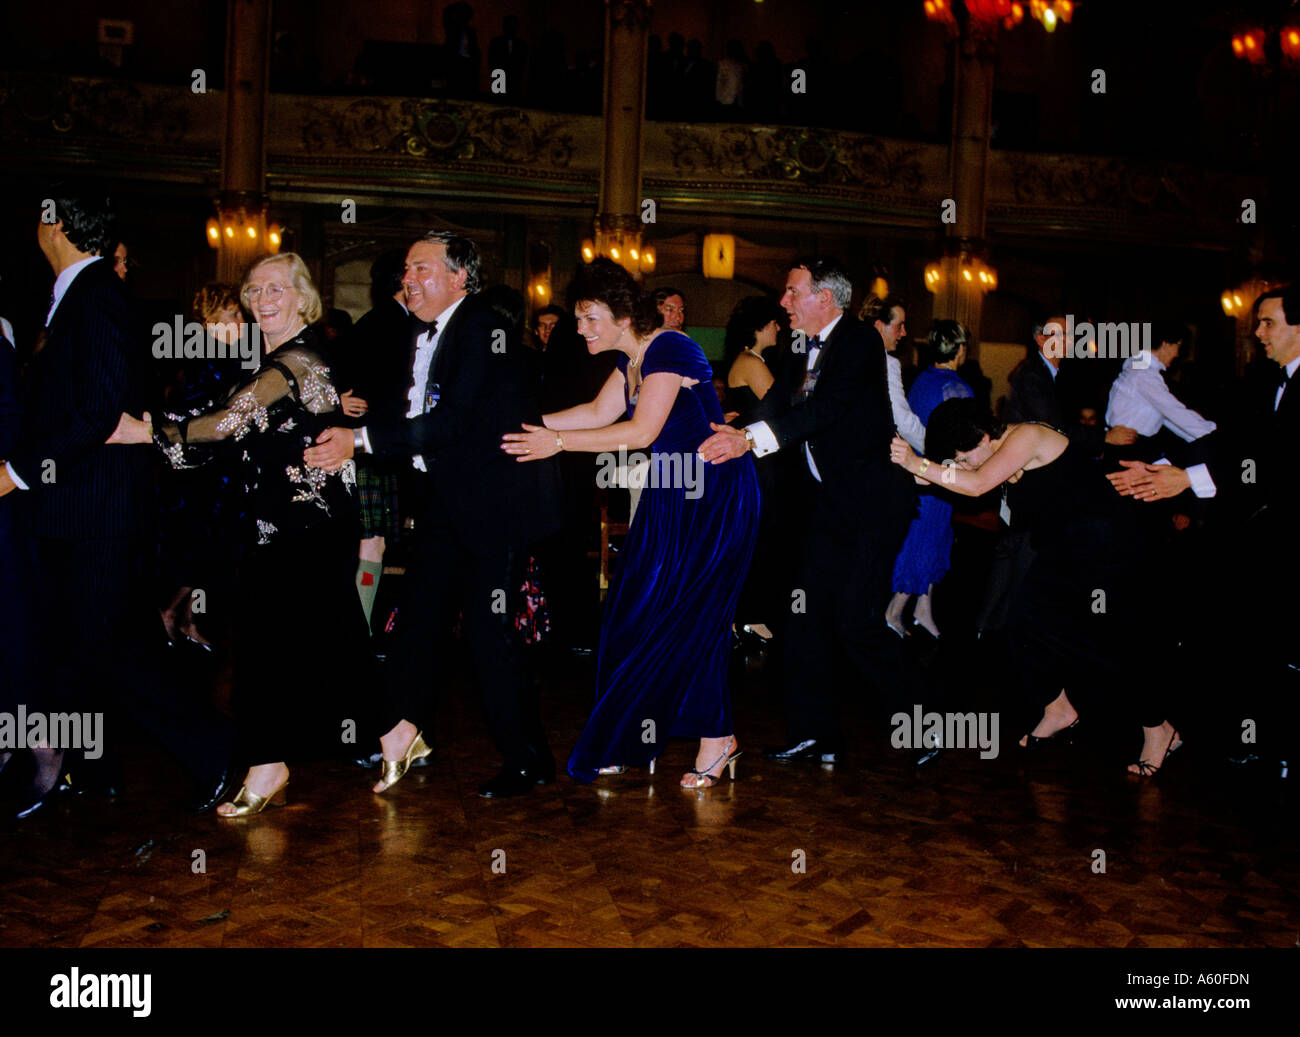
[0,74,1261,244]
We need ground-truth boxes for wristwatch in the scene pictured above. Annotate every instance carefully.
[742,427,756,452]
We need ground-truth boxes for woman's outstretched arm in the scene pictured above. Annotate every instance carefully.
[542,367,628,431]
[504,371,682,460]
[890,423,1058,497]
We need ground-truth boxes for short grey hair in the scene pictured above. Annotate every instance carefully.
[794,256,853,311]
[419,230,483,294]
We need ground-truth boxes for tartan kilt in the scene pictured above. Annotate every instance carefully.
[356,459,400,541]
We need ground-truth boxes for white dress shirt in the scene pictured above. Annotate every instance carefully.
[745,314,843,482]
[360,295,466,470]
[7,257,102,491]
[1177,354,1299,499]
[1106,353,1216,441]
[887,353,926,453]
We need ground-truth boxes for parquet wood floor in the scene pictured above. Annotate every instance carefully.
[1,642,1295,949]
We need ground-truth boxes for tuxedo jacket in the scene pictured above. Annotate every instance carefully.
[1005,353,1066,428]
[1202,367,1300,529]
[1005,351,1102,454]
[366,293,562,551]
[336,297,414,428]
[0,333,18,459]
[754,314,916,531]
[9,258,152,539]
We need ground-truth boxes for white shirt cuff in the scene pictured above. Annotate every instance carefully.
[359,426,373,454]
[1185,462,1215,498]
[745,421,779,458]
[5,461,29,490]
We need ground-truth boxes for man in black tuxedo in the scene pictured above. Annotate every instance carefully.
[700,257,916,761]
[332,250,413,635]
[1112,286,1300,772]
[0,189,233,815]
[0,317,35,798]
[307,231,563,797]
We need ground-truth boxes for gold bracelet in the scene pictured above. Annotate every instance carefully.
[555,433,565,452]
[916,458,931,477]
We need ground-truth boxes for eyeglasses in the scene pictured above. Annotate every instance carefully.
[244,283,288,302]
[660,304,685,314]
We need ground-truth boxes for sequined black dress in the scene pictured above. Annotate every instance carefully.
[154,328,373,764]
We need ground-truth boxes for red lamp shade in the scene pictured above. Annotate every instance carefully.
[1241,29,1266,63]
[1282,28,1300,61]
[966,0,1011,22]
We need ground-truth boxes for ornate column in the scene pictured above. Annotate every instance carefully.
[933,13,996,354]
[595,0,651,275]
[216,0,273,283]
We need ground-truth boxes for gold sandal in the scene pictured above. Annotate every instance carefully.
[374,731,433,793]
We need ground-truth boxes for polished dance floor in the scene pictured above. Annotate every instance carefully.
[1,633,1295,950]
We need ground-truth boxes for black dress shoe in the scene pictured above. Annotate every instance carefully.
[56,771,123,799]
[764,739,837,763]
[182,766,239,814]
[478,766,538,798]
[14,790,55,821]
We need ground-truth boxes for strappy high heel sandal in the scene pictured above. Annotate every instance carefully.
[598,759,658,776]
[1128,729,1181,777]
[680,738,741,789]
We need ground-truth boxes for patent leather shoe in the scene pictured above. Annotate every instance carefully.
[56,770,123,799]
[764,738,837,763]
[478,765,538,798]
[182,765,239,814]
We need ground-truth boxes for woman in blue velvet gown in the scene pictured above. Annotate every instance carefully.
[502,259,759,788]
[886,321,972,639]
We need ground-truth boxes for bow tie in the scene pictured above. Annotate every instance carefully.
[1272,364,1291,388]
[413,317,439,338]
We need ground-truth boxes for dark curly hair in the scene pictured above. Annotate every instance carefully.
[922,397,1005,463]
[723,296,785,366]
[569,258,661,337]
[41,184,117,257]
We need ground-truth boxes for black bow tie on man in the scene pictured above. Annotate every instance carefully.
[413,317,439,338]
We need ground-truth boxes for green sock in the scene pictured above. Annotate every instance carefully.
[356,560,382,631]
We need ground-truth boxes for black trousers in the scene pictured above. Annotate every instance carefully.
[1185,511,1300,759]
[0,501,33,715]
[783,483,911,745]
[232,522,375,766]
[1006,520,1166,732]
[381,518,550,773]
[976,527,1036,635]
[33,534,233,783]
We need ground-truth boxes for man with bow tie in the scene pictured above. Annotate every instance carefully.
[1111,291,1298,512]
[699,257,916,763]
[306,231,562,797]
[1110,286,1300,775]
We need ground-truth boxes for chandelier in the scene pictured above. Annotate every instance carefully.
[924,0,1074,32]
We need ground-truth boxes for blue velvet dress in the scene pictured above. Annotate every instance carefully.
[568,331,760,781]
[891,367,972,594]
